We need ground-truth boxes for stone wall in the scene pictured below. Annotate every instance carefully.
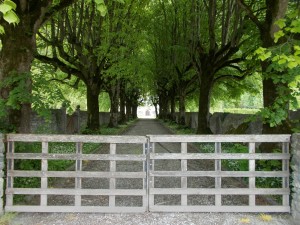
[176,109,300,134]
[0,134,4,214]
[31,108,111,134]
[292,133,300,221]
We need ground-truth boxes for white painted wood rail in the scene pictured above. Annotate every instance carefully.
[5,134,291,213]
[147,134,291,213]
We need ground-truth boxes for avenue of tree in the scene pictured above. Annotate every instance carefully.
[0,0,299,134]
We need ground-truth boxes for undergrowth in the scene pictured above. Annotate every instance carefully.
[161,119,284,191]
[12,119,136,203]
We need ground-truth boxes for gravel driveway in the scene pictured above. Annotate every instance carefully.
[8,119,295,225]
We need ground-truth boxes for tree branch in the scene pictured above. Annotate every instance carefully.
[236,0,264,32]
[35,53,84,81]
[213,72,249,84]
[49,77,81,89]
[43,0,77,24]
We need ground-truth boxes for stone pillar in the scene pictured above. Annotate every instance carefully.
[57,103,67,134]
[0,134,4,214]
[291,133,300,221]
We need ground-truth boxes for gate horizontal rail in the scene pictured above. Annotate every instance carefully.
[5,134,291,213]
[6,134,148,213]
[147,134,291,213]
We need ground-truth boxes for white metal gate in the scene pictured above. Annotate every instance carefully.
[5,134,291,213]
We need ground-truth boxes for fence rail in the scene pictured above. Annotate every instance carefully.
[5,134,291,213]
[5,134,148,213]
[148,134,291,213]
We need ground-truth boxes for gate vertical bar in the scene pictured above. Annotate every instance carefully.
[215,142,222,207]
[149,141,155,210]
[75,142,83,207]
[181,142,187,206]
[6,141,14,206]
[282,142,289,207]
[249,142,256,206]
[144,140,149,211]
[41,142,48,206]
[109,143,116,207]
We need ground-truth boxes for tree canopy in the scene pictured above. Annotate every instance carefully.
[0,0,299,134]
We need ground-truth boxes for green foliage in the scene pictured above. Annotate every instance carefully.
[161,119,195,134]
[222,144,249,171]
[0,62,72,122]
[256,149,282,188]
[92,0,124,16]
[253,13,300,127]
[31,62,71,119]
[0,71,32,119]
[0,212,17,225]
[0,0,19,34]
[211,73,263,112]
[14,143,42,190]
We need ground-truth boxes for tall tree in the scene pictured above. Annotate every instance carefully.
[237,0,292,134]
[36,0,111,131]
[37,0,148,130]
[148,0,198,123]
[190,0,250,134]
[0,0,75,132]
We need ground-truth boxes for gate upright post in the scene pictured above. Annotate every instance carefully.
[144,140,150,212]
[291,133,300,221]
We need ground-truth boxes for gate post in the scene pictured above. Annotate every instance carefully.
[291,133,300,220]
[0,134,4,214]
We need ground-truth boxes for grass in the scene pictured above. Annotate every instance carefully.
[0,213,17,225]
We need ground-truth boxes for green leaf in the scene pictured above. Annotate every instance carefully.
[294,56,300,64]
[115,0,125,3]
[274,30,284,43]
[97,4,107,16]
[94,0,104,4]
[255,47,266,55]
[3,10,19,24]
[3,0,16,10]
[275,19,286,29]
[0,25,5,34]
[291,19,300,33]
[291,26,300,33]
[288,61,298,69]
[278,58,286,65]
[0,3,13,14]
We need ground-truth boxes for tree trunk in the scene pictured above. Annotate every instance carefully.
[158,93,168,120]
[261,62,291,135]
[170,91,176,121]
[108,82,119,128]
[0,1,74,133]
[86,85,100,131]
[126,98,132,120]
[178,92,186,126]
[154,103,158,118]
[119,80,126,124]
[260,0,290,135]
[0,18,36,133]
[196,73,213,134]
[132,104,138,119]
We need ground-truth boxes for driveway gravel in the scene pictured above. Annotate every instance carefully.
[8,119,295,225]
